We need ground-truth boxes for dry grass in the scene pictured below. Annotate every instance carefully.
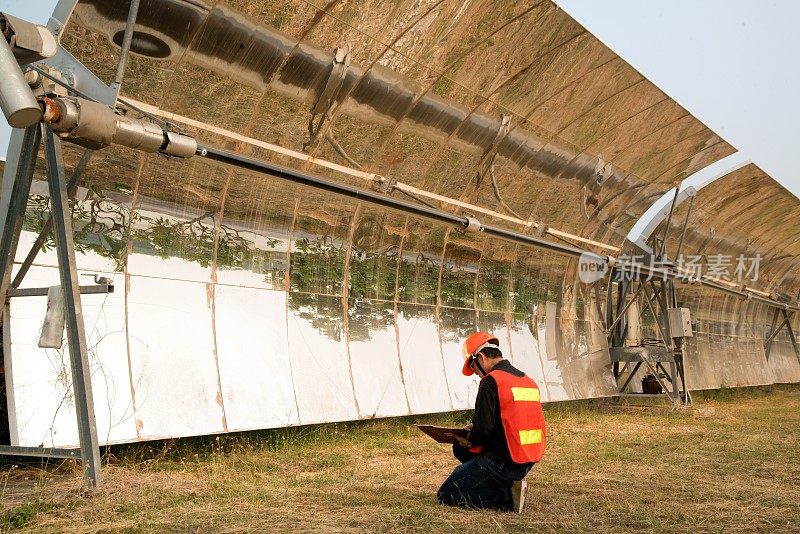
[1,385,799,533]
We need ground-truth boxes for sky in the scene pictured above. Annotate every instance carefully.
[2,1,798,199]
[555,0,800,198]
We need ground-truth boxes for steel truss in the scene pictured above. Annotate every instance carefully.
[605,274,689,405]
[764,308,800,365]
[0,125,105,486]
[0,0,137,488]
[605,191,693,406]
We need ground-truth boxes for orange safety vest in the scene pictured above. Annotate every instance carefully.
[489,369,547,464]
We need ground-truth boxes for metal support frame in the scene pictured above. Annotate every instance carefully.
[784,311,800,366]
[0,126,41,304]
[46,0,79,36]
[605,257,689,405]
[0,445,79,459]
[42,127,101,485]
[607,277,688,404]
[11,148,92,289]
[657,186,680,259]
[764,309,800,365]
[0,125,102,487]
[674,195,695,261]
[8,284,113,298]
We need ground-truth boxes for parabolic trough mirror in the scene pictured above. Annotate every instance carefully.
[1,0,798,448]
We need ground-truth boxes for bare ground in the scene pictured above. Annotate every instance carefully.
[1,385,799,533]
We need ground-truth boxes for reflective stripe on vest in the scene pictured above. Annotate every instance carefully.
[511,387,540,402]
[488,368,547,464]
[519,429,543,445]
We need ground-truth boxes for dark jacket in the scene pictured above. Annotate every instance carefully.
[466,359,534,467]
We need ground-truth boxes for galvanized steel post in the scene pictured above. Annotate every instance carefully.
[42,127,102,487]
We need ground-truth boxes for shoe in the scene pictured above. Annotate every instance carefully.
[511,479,527,513]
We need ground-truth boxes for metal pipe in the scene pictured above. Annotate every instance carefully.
[657,186,681,258]
[480,223,592,259]
[42,95,197,157]
[674,194,695,260]
[639,256,800,312]
[124,96,624,253]
[197,143,800,313]
[0,28,41,127]
[197,144,605,262]
[111,0,141,94]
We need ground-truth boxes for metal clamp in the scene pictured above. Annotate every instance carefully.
[371,175,396,194]
[464,216,482,233]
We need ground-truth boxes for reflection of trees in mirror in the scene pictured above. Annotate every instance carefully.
[290,240,564,340]
[23,188,575,342]
[134,211,282,279]
[396,253,440,303]
[23,192,271,273]
[347,299,395,342]
[510,275,555,315]
[349,245,400,300]
[477,262,510,310]
[439,307,478,343]
[478,312,510,334]
[289,293,343,342]
[133,213,216,267]
[440,267,475,308]
[24,195,130,271]
[290,237,346,294]
[133,210,258,270]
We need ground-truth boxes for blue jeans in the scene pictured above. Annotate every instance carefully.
[437,446,532,510]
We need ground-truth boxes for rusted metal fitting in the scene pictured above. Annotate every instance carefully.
[38,95,61,123]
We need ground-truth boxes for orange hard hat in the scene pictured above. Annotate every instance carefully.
[462,331,500,376]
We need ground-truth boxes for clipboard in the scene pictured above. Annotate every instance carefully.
[416,424,469,445]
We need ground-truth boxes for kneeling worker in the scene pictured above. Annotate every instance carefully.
[437,331,547,513]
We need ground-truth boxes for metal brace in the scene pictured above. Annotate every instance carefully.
[371,175,396,194]
[476,114,511,185]
[305,44,351,151]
